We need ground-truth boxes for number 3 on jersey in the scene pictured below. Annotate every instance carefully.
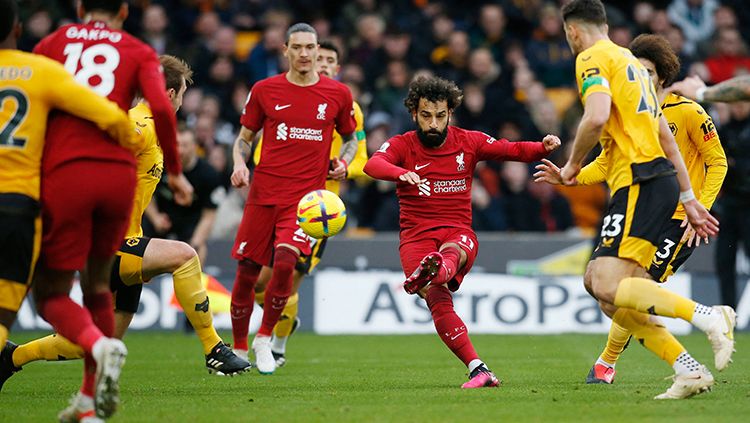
[63,43,120,96]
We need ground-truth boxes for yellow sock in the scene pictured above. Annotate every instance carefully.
[600,321,631,365]
[173,256,221,354]
[255,290,265,307]
[614,277,696,321]
[12,334,84,367]
[612,308,684,365]
[274,293,299,338]
[0,324,7,347]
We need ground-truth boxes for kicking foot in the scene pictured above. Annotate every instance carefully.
[403,252,443,295]
[206,342,252,376]
[654,365,714,399]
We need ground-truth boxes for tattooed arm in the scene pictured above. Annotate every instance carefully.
[669,75,750,102]
[231,126,256,187]
[329,132,359,180]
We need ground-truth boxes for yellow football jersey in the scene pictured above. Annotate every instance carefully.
[575,39,667,194]
[125,102,164,238]
[0,50,131,200]
[578,93,727,219]
[254,101,367,195]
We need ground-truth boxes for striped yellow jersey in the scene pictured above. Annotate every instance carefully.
[575,39,667,194]
[0,50,131,200]
[126,102,163,237]
[254,101,367,195]
[578,93,727,219]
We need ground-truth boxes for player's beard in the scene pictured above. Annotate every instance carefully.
[416,126,448,148]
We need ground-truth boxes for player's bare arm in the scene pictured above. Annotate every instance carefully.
[669,75,750,102]
[562,92,610,184]
[329,132,358,180]
[657,115,719,238]
[231,126,256,187]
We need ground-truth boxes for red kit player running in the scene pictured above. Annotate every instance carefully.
[364,76,560,388]
[229,23,358,374]
[31,0,191,419]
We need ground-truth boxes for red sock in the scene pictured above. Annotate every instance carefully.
[436,247,462,285]
[258,247,298,336]
[84,291,114,337]
[230,260,261,351]
[39,294,103,354]
[81,355,96,397]
[426,285,479,366]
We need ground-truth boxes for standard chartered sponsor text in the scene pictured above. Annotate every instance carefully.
[433,178,467,193]
[290,126,323,141]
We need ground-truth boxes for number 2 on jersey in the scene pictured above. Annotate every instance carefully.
[0,88,29,148]
[626,63,658,118]
[63,43,120,96]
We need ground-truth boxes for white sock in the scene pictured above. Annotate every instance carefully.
[468,359,484,373]
[672,352,702,376]
[596,357,615,368]
[690,304,717,332]
[90,337,107,360]
[76,391,95,409]
[271,335,288,354]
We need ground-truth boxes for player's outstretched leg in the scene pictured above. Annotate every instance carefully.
[586,321,631,384]
[1,334,85,391]
[425,285,499,388]
[404,252,443,294]
[271,293,300,367]
[613,308,714,399]
[613,277,736,370]
[230,260,262,359]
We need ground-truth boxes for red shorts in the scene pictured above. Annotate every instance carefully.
[232,202,314,266]
[399,227,478,291]
[41,160,136,271]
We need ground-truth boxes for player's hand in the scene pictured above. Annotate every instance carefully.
[168,172,194,206]
[533,159,564,185]
[231,163,250,188]
[328,157,347,181]
[542,135,561,152]
[399,171,422,185]
[682,199,719,239]
[680,217,709,247]
[152,212,172,233]
[666,75,706,100]
[560,162,580,186]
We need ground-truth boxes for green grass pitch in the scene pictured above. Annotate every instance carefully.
[1,332,747,422]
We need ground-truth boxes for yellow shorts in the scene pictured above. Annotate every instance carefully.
[591,175,679,269]
[0,194,41,313]
[112,236,151,287]
[295,237,327,275]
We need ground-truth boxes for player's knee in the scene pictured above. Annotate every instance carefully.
[583,262,595,297]
[172,241,198,270]
[598,301,617,318]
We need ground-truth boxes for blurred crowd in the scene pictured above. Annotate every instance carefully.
[17,0,750,239]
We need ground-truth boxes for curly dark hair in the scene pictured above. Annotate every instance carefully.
[629,34,681,87]
[404,76,463,113]
[561,0,607,26]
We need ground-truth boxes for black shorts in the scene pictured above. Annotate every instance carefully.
[295,237,327,275]
[591,174,679,268]
[110,237,151,314]
[647,218,695,282]
[0,194,40,313]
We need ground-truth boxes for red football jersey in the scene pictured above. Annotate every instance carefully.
[241,74,355,205]
[369,126,548,240]
[33,21,180,173]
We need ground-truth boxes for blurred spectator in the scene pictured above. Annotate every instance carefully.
[649,9,673,35]
[145,128,221,263]
[454,83,496,135]
[632,1,656,34]
[664,24,693,81]
[141,4,176,55]
[712,101,750,308]
[245,24,285,86]
[470,3,514,69]
[501,162,572,232]
[18,8,53,52]
[526,4,575,88]
[700,28,750,83]
[372,61,412,135]
[350,13,386,71]
[434,30,471,84]
[667,0,719,56]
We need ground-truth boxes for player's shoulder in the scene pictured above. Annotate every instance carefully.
[319,75,352,96]
[5,51,67,79]
[129,102,153,122]
[380,131,415,151]
[662,92,705,117]
[577,40,623,67]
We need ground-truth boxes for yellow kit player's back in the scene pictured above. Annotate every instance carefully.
[126,102,164,238]
[576,39,673,194]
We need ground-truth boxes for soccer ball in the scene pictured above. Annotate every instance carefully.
[297,190,347,239]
